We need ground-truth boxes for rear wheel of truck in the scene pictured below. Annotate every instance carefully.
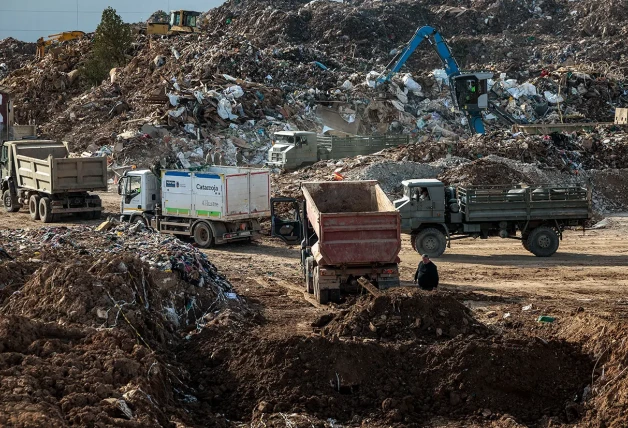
[29,195,41,220]
[3,190,20,213]
[415,228,447,258]
[193,222,214,248]
[527,226,559,257]
[521,232,531,252]
[39,197,54,223]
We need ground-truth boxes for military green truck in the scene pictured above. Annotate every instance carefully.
[395,179,591,257]
[267,132,409,170]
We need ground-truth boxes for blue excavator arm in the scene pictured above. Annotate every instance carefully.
[376,26,489,134]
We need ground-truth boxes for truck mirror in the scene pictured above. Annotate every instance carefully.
[117,180,123,195]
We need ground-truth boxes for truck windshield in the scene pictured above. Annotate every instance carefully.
[126,176,141,195]
[275,136,307,147]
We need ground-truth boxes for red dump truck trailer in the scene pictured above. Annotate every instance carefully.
[272,180,401,304]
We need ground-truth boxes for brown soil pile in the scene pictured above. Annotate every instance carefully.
[182,326,591,425]
[323,289,490,341]
[0,226,244,427]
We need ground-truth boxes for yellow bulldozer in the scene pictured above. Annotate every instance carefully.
[36,31,85,59]
[147,10,201,35]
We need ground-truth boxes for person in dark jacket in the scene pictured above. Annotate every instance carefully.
[414,254,439,290]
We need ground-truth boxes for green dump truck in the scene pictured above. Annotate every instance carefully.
[395,179,591,257]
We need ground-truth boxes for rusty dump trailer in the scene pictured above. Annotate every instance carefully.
[271,180,401,304]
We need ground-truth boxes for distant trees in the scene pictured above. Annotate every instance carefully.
[81,7,132,86]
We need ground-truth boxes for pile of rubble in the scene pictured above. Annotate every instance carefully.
[0,224,244,426]
[0,38,34,80]
[0,0,625,174]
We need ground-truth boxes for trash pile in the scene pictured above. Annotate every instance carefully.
[0,38,34,80]
[0,0,626,174]
[0,224,244,426]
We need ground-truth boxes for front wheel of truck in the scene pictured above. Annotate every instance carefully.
[414,228,447,258]
[3,190,20,213]
[527,226,559,257]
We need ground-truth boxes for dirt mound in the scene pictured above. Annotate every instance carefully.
[323,289,490,341]
[182,323,591,425]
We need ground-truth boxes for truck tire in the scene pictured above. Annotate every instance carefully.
[414,228,447,258]
[521,232,530,252]
[29,195,41,220]
[39,197,54,223]
[193,222,214,248]
[527,226,559,257]
[3,190,20,213]
[305,257,314,294]
[130,215,146,226]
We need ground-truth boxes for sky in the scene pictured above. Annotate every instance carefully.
[0,0,224,42]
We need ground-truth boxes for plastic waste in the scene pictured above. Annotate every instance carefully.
[366,71,381,88]
[537,316,556,323]
[224,85,244,99]
[544,91,564,104]
[341,80,353,90]
[217,99,238,120]
[167,93,180,107]
[402,74,422,94]
[432,69,449,85]
[313,61,328,70]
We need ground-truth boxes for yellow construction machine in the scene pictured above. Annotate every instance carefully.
[36,31,85,59]
[147,10,201,35]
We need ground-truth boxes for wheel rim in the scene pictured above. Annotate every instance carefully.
[30,199,36,213]
[537,234,551,248]
[4,194,11,207]
[198,227,209,243]
[423,235,438,251]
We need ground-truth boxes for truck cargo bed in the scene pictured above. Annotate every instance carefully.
[302,181,401,266]
[16,155,108,193]
[458,185,591,222]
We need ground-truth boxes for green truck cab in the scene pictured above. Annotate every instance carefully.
[395,179,592,257]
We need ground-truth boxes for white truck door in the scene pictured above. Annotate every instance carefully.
[225,173,249,217]
[162,171,192,216]
[249,171,271,216]
[192,172,224,218]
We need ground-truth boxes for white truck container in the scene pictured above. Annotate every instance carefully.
[119,166,270,247]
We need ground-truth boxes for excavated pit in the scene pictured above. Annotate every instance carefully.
[179,290,596,427]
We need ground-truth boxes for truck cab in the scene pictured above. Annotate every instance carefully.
[395,179,447,231]
[267,131,318,170]
[118,170,160,221]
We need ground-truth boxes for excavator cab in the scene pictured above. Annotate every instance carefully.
[451,73,492,112]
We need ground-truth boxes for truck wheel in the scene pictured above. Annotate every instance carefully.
[527,226,559,257]
[521,232,531,252]
[29,195,41,220]
[410,233,417,252]
[39,197,54,223]
[415,228,447,258]
[305,257,314,294]
[3,190,20,213]
[193,222,214,248]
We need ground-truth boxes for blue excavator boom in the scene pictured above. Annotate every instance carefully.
[376,25,491,134]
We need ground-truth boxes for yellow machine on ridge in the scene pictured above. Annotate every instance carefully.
[36,31,86,59]
[147,10,201,35]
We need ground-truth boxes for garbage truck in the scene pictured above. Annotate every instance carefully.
[395,179,592,257]
[1,140,106,221]
[118,166,271,247]
[271,181,401,304]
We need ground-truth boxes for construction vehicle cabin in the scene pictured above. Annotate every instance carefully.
[147,10,201,35]
[36,31,85,59]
